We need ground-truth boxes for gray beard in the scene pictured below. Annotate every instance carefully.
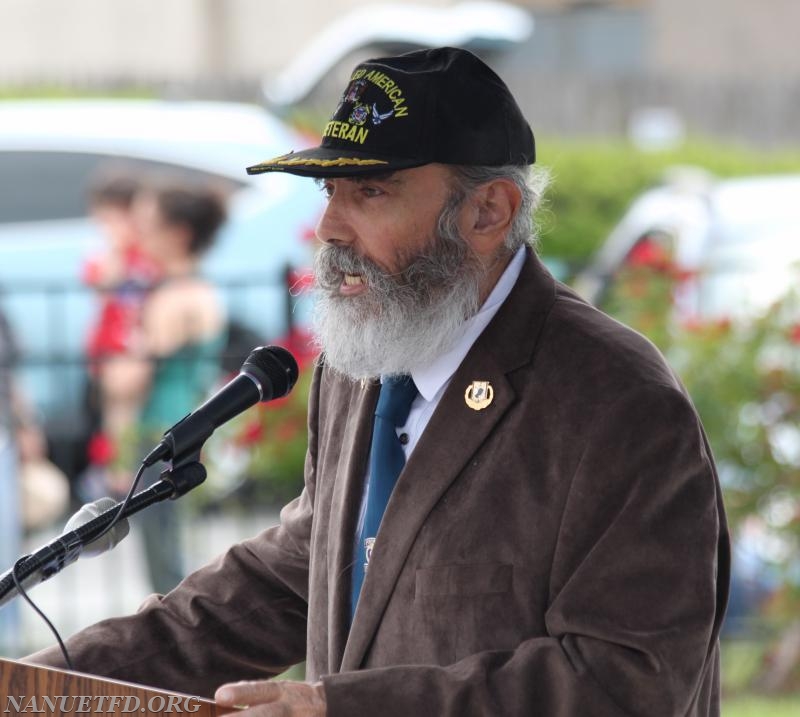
[311,215,485,381]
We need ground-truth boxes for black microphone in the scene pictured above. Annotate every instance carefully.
[143,345,299,467]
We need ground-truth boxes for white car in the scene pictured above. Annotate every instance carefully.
[572,169,800,321]
[0,99,325,472]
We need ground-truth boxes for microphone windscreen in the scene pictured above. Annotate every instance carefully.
[64,497,131,557]
[243,346,299,400]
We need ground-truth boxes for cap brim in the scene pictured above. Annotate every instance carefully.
[246,146,426,178]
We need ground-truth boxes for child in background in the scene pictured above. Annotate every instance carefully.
[83,173,162,368]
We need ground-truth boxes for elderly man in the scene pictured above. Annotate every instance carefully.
[27,47,729,716]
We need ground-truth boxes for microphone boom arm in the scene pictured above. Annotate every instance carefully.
[0,459,207,607]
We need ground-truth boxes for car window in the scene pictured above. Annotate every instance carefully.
[712,181,800,243]
[0,150,245,223]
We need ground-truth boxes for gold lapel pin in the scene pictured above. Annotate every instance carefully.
[465,380,494,411]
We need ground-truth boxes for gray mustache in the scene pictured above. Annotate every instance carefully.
[314,246,388,292]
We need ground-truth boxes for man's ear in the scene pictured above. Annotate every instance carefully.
[461,179,522,257]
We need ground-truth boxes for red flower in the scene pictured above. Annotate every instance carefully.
[671,267,697,283]
[626,238,672,272]
[789,323,800,344]
[87,432,116,466]
[238,419,265,446]
[715,317,732,334]
[287,268,315,294]
[680,317,705,333]
[277,420,300,442]
[276,326,319,368]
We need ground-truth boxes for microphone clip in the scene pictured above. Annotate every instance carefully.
[160,452,207,499]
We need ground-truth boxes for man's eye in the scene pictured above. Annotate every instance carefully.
[320,183,334,199]
[360,185,383,198]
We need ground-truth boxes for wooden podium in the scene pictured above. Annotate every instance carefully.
[0,658,230,716]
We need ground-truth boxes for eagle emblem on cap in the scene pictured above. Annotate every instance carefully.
[371,104,394,125]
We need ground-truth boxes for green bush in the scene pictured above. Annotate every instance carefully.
[602,247,800,693]
[536,139,800,270]
[0,86,154,100]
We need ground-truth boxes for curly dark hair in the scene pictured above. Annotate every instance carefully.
[150,183,228,255]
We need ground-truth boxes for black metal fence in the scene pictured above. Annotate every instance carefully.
[0,269,311,484]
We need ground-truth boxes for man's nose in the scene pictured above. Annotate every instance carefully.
[315,196,355,248]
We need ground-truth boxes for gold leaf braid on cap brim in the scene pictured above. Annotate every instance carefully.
[266,157,390,168]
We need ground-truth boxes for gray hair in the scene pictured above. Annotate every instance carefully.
[444,164,550,252]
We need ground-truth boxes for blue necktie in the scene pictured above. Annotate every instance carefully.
[351,375,418,622]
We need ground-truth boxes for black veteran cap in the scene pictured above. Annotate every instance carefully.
[246,46,535,178]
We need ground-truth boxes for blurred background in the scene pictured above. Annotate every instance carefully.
[1,1,799,713]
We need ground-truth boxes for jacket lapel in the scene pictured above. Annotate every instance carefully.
[341,251,556,670]
[326,378,380,672]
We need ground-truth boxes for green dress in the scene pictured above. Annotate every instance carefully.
[140,336,226,439]
[136,333,226,594]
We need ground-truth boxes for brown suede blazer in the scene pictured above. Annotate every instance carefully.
[28,251,730,716]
